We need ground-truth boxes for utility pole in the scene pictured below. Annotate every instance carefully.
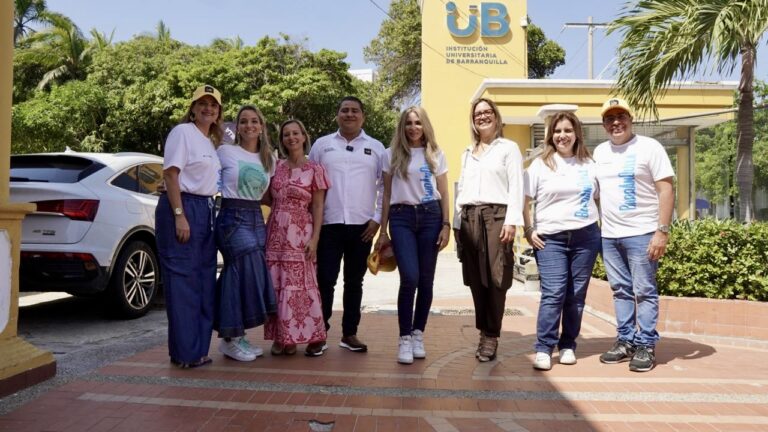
[563,17,609,79]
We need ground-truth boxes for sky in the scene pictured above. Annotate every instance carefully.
[42,0,761,82]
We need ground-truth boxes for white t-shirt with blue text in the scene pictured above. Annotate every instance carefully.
[383,147,448,205]
[216,144,275,200]
[593,134,675,238]
[524,154,598,235]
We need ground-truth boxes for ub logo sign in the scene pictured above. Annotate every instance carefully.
[445,2,510,38]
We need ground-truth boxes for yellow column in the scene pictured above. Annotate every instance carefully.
[0,1,55,396]
[676,146,690,219]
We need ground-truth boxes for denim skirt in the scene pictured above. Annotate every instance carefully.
[214,199,277,338]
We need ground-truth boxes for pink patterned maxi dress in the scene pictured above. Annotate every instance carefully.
[264,160,330,345]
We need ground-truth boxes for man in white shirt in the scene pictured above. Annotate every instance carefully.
[594,98,675,372]
[309,96,385,353]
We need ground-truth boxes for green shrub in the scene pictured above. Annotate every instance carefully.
[592,219,768,301]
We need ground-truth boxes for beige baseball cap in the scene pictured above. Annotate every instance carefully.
[191,85,222,105]
[600,97,633,117]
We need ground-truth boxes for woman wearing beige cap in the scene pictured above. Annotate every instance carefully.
[156,85,223,369]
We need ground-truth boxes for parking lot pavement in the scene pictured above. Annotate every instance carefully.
[3,251,768,431]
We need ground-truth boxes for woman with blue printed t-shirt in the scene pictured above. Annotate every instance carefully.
[157,85,222,369]
[376,107,451,365]
[522,111,601,371]
[213,105,277,362]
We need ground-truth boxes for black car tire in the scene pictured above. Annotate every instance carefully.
[107,240,159,318]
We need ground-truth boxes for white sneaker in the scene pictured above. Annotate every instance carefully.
[238,337,263,357]
[559,348,576,365]
[397,335,414,364]
[219,339,257,362]
[533,352,552,370]
[411,330,426,359]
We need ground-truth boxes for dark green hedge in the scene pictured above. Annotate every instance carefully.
[591,219,768,301]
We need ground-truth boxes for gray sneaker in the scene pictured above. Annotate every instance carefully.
[599,340,635,364]
[629,346,655,372]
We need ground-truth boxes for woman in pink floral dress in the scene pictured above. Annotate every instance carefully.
[265,119,331,357]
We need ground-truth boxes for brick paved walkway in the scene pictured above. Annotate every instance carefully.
[2,289,767,432]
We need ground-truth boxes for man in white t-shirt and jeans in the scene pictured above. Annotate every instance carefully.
[593,98,675,372]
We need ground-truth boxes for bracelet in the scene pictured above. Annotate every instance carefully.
[442,221,451,229]
[524,226,535,234]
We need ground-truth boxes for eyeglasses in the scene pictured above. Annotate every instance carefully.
[603,112,630,124]
[473,109,495,120]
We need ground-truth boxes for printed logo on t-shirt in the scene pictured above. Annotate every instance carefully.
[574,168,592,219]
[237,160,269,199]
[619,154,637,211]
[420,163,435,203]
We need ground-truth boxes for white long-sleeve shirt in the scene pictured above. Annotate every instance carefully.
[309,129,385,225]
[454,138,524,227]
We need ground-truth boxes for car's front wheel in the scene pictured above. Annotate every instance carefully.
[108,240,159,318]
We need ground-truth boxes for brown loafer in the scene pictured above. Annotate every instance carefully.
[339,335,368,352]
[283,344,297,356]
[305,341,328,357]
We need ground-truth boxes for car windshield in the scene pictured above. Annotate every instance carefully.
[10,155,105,183]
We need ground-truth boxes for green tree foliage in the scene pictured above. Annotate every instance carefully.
[13,0,48,46]
[696,81,768,217]
[22,13,92,90]
[364,0,421,106]
[610,0,768,222]
[364,1,566,106]
[12,29,397,154]
[12,80,107,153]
[526,24,565,79]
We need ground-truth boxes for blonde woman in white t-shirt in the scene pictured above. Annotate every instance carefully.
[213,105,277,362]
[522,111,601,371]
[377,107,450,365]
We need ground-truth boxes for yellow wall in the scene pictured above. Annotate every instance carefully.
[421,0,528,222]
[421,1,735,225]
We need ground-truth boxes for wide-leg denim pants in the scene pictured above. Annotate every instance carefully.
[156,193,217,363]
[389,200,443,336]
[533,222,601,353]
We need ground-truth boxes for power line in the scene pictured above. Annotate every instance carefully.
[366,0,489,80]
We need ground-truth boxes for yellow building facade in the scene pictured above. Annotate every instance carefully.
[421,0,737,221]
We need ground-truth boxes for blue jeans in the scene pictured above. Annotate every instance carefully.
[214,200,276,338]
[156,193,217,363]
[602,232,660,347]
[389,200,443,336]
[533,223,601,353]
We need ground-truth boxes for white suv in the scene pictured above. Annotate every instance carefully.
[10,151,164,318]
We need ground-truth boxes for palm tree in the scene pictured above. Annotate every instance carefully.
[13,0,48,46]
[24,13,91,89]
[609,0,768,222]
[156,20,171,44]
[89,28,114,51]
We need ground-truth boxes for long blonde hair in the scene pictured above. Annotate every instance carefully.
[541,111,591,171]
[234,105,274,173]
[389,106,440,180]
[181,100,224,147]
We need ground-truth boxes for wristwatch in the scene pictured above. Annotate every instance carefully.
[174,207,184,216]
[657,224,670,233]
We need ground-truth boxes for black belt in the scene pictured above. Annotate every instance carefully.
[220,198,262,209]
